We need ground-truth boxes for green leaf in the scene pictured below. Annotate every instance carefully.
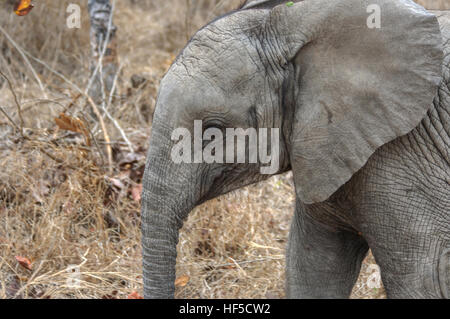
[286,1,294,7]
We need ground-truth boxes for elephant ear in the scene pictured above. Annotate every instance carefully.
[268,0,443,204]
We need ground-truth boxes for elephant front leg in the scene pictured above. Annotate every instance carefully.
[286,202,369,298]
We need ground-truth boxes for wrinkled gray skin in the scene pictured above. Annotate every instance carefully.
[142,0,450,298]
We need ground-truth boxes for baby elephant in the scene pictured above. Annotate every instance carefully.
[141,0,450,298]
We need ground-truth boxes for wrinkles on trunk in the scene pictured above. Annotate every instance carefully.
[141,191,187,298]
[141,126,194,299]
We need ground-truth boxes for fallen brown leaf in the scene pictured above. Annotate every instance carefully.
[127,291,143,299]
[55,113,91,146]
[15,256,32,270]
[131,184,143,202]
[109,177,125,190]
[175,274,190,287]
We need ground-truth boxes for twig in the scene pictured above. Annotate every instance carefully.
[78,112,105,168]
[106,61,121,110]
[22,52,81,95]
[0,64,90,171]
[21,98,67,113]
[13,248,90,298]
[214,256,284,268]
[0,70,24,133]
[0,25,47,97]
[62,93,82,114]
[0,105,75,169]
[12,44,114,173]
[101,62,134,152]
[89,0,132,156]
[85,0,117,172]
[86,95,113,174]
[0,105,19,131]
[0,12,116,173]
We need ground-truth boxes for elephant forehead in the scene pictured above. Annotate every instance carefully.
[155,69,255,130]
[174,12,264,89]
[153,9,268,125]
[178,41,261,89]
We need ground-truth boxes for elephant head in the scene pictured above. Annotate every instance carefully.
[142,0,443,298]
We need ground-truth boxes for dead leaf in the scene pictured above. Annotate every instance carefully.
[127,291,143,299]
[55,113,91,146]
[131,184,143,202]
[175,274,190,287]
[14,0,34,16]
[109,177,125,190]
[119,152,145,167]
[15,256,32,270]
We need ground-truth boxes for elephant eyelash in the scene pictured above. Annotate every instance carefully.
[202,119,227,131]
[203,124,221,131]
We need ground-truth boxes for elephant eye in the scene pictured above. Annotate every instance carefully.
[202,121,225,149]
[203,124,218,132]
[203,119,225,132]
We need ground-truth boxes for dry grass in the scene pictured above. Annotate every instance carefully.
[1,0,442,299]
[416,0,449,9]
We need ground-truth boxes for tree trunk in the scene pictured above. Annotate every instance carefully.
[87,0,119,103]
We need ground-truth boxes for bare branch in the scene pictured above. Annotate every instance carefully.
[0,25,46,97]
[0,69,24,132]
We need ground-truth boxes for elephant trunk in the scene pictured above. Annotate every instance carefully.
[141,127,193,299]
